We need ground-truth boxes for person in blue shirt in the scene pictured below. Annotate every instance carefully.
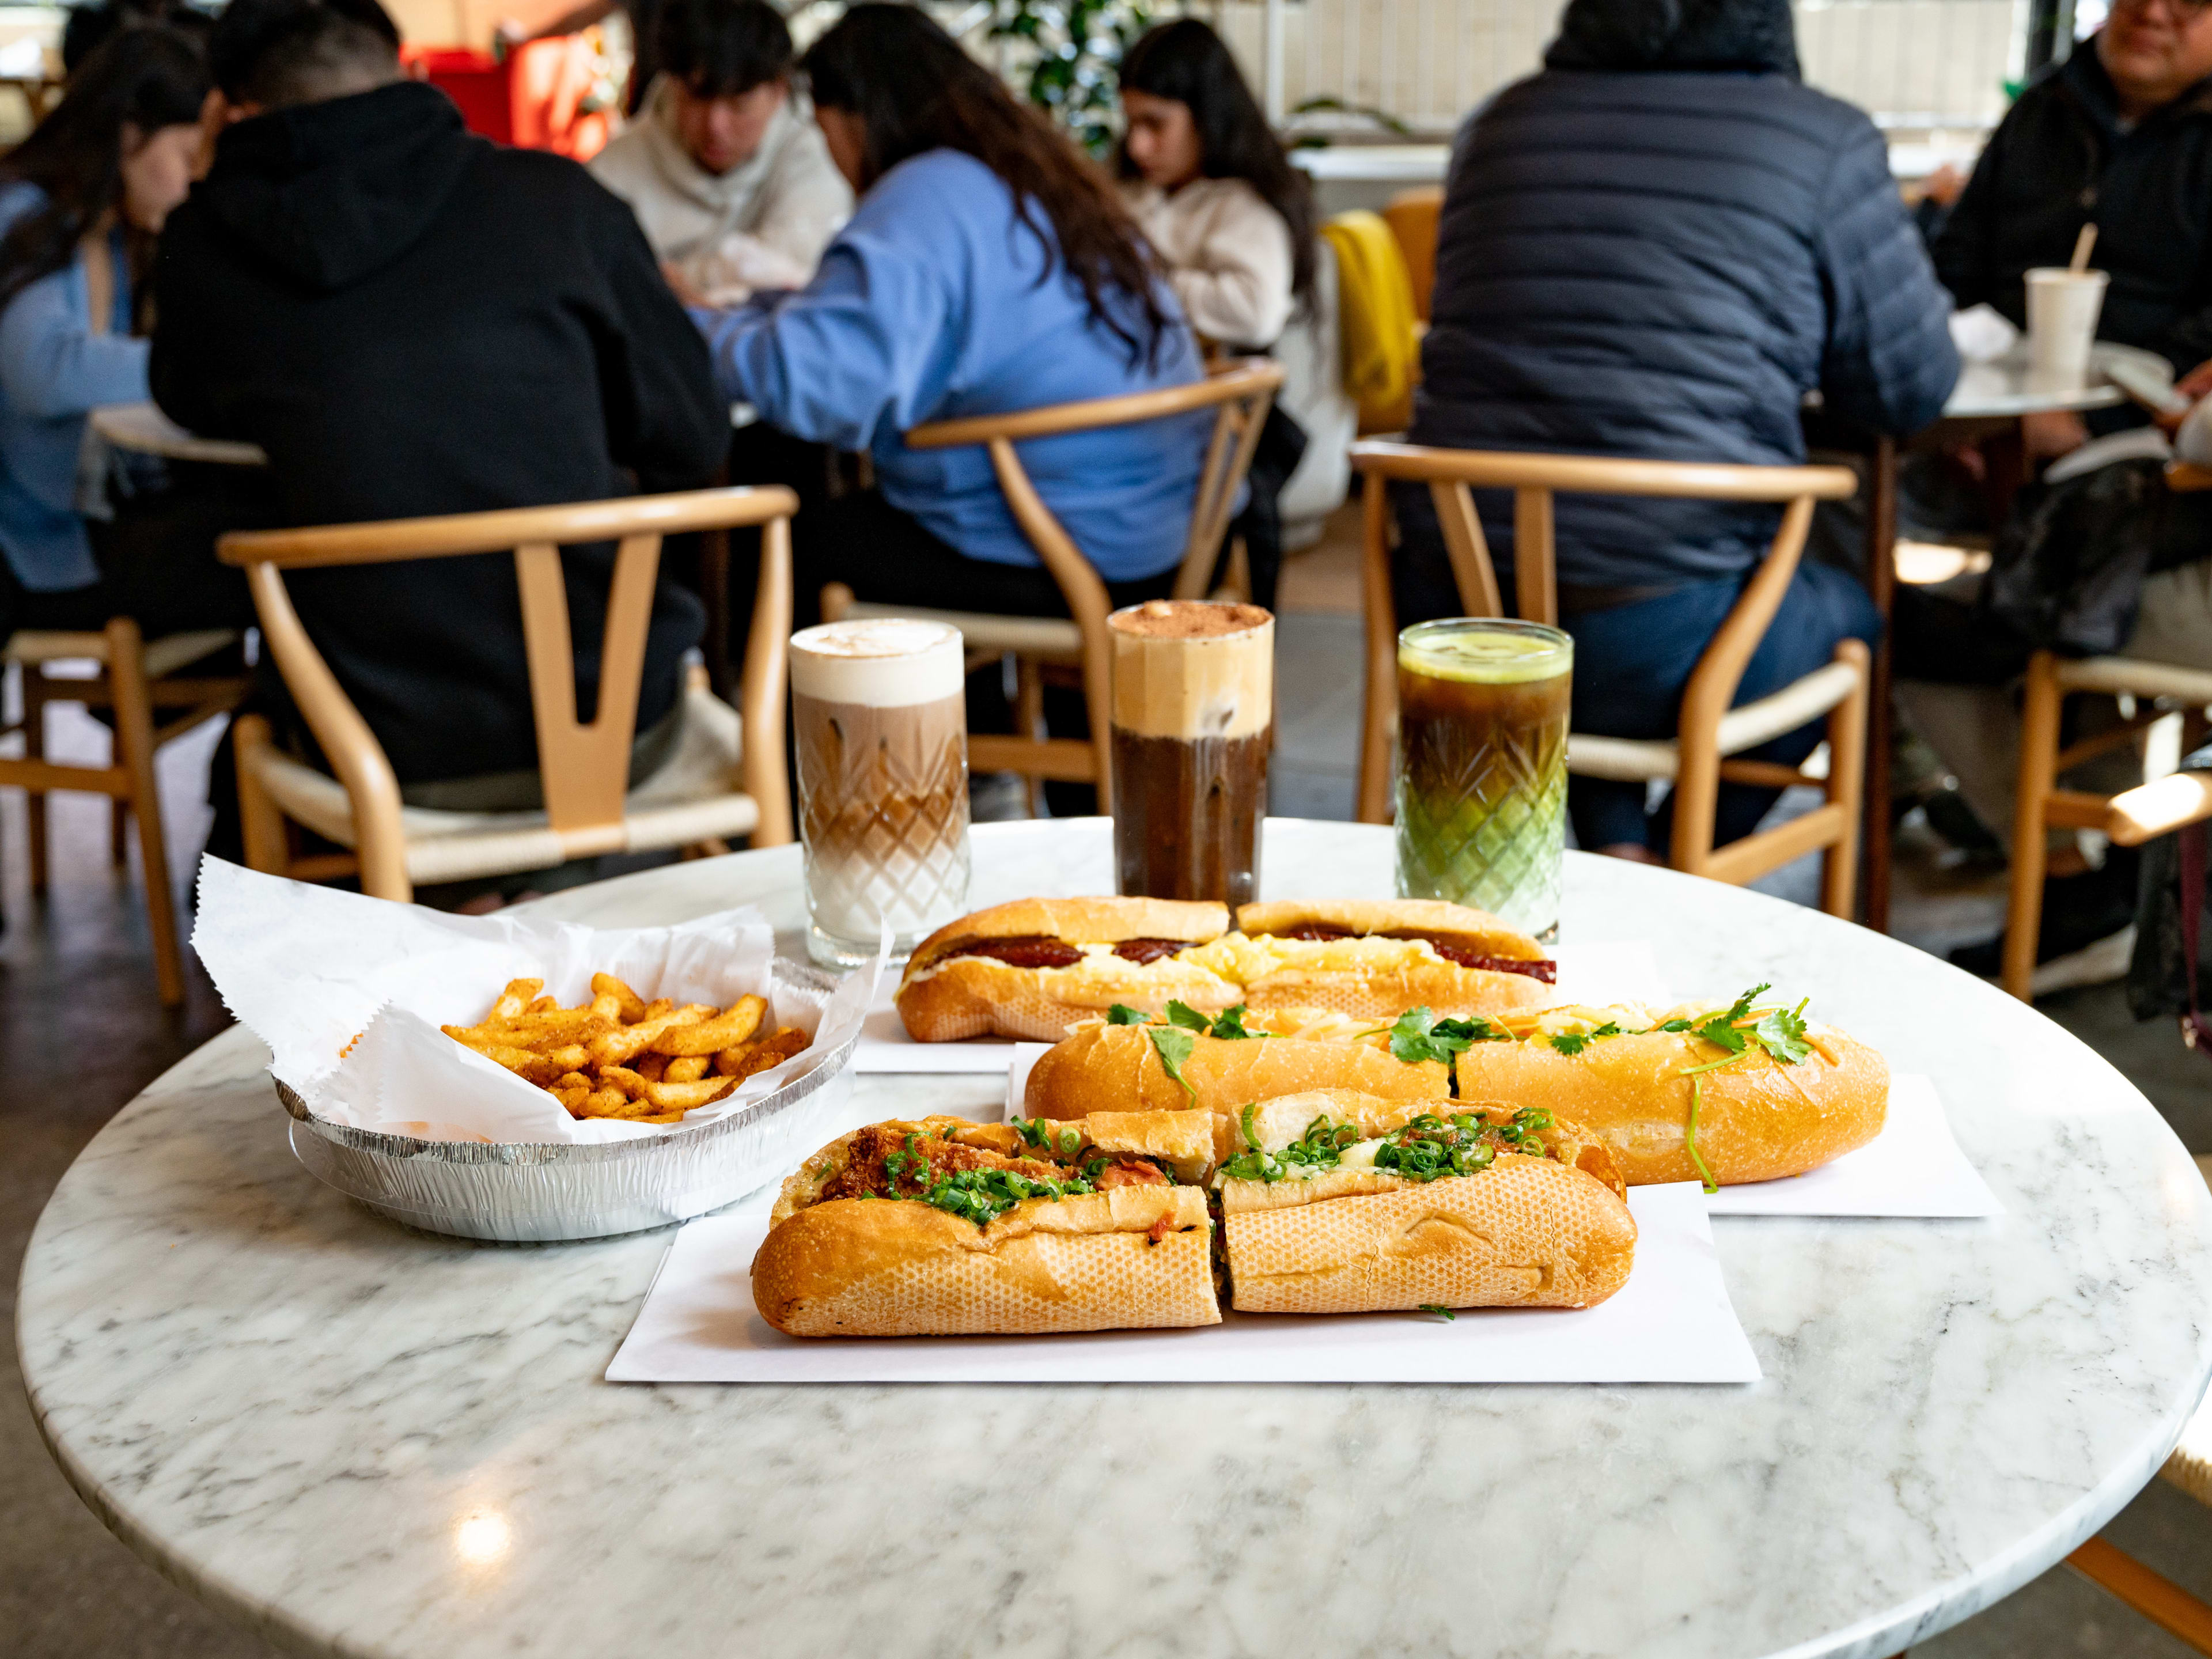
[0,25,253,641]
[687,2,1209,632]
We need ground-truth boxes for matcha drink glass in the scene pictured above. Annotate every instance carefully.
[1393,618,1573,941]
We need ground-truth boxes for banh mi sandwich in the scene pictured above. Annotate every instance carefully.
[1216,1091,1636,1313]
[752,1113,1219,1336]
[1412,984,1889,1188]
[1179,898,1554,1021]
[1022,1002,1450,1158]
[896,896,1554,1043]
[895,897,1239,1042]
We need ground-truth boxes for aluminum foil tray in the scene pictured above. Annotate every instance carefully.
[279,959,858,1243]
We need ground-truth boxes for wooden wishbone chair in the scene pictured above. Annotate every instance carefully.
[820,358,1282,813]
[1350,444,1867,915]
[218,487,797,904]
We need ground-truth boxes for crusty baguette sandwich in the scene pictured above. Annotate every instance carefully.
[1183,898,1555,1020]
[895,895,1555,1043]
[895,898,1240,1042]
[1431,985,1889,1187]
[1022,1005,1450,1159]
[1216,1091,1636,1313]
[752,1113,1219,1336]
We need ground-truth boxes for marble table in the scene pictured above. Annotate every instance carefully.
[21,820,2212,1659]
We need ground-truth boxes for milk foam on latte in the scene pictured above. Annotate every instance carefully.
[789,619,965,706]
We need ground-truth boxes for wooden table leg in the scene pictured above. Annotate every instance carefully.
[1864,434,1897,935]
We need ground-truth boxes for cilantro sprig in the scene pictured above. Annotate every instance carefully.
[1659,984,1812,1192]
[1108,1001,1271,1041]
[1387,1006,1509,1065]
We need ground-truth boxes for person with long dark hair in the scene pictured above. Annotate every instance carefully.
[1115,18,1312,350]
[1114,16,1330,608]
[689,2,1208,634]
[0,24,250,638]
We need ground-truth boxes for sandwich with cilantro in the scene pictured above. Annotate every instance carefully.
[751,1113,1219,1336]
[1021,1001,1452,1157]
[1215,1090,1636,1313]
[1421,985,1889,1189]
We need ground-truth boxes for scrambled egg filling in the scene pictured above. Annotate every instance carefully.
[1177,932,1449,982]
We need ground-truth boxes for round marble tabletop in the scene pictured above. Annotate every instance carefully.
[21,820,2212,1659]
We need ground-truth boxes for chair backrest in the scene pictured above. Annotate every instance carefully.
[1349,441,1858,802]
[904,359,1282,811]
[217,486,799,856]
[1381,187,1444,323]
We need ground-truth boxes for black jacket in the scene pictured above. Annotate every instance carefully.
[1935,42,2212,372]
[152,80,727,785]
[1408,0,1958,592]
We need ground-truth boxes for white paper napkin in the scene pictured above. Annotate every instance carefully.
[858,939,1668,1074]
[604,1182,1759,1384]
[193,857,880,1144]
[1704,1074,1999,1218]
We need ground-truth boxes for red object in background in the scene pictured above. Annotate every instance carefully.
[400,38,611,161]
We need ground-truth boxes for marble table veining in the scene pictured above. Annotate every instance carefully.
[20,820,2212,1659]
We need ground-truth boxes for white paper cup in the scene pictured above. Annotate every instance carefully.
[2025,267,2109,384]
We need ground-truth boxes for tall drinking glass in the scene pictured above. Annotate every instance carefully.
[1109,599,1273,904]
[1394,618,1572,942]
[791,618,972,969]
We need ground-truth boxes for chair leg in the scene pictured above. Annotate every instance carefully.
[1355,474,1397,824]
[1015,657,1046,819]
[2004,652,2063,1001]
[107,619,183,1006]
[22,666,47,893]
[232,714,291,879]
[109,796,127,866]
[1821,639,1869,920]
[2070,1536,2212,1654]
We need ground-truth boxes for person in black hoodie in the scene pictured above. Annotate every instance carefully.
[151,0,727,810]
[1397,0,1958,861]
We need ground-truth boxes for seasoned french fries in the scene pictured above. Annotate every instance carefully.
[441,974,811,1123]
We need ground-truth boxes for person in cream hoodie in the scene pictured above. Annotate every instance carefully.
[590,0,850,304]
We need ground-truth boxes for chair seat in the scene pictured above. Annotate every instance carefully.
[839,599,1084,662]
[242,683,759,886]
[2058,656,2212,705]
[1566,659,1861,783]
[6,627,238,677]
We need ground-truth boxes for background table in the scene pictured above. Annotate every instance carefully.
[1823,342,2171,933]
[88,402,268,467]
[21,820,2212,1659]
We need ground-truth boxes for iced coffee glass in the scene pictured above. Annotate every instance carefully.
[1108,599,1273,905]
[790,619,972,969]
[1395,618,1571,942]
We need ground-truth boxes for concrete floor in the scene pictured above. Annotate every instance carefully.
[5,513,2212,1657]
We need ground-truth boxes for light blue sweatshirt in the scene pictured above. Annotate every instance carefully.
[0,182,147,591]
[692,148,1209,581]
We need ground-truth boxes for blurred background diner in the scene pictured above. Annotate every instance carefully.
[12,0,2212,1649]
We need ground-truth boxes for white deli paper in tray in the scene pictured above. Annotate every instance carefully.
[192,857,879,1145]
[858,938,1669,1075]
[1704,1074,2001,1218]
[605,1182,1760,1384]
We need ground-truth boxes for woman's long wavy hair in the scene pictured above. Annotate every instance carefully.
[1114,18,1315,311]
[0,25,208,318]
[801,3,1173,366]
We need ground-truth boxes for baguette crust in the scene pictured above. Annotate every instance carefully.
[1223,1153,1636,1313]
[1237,898,1543,960]
[752,1188,1219,1336]
[896,950,1241,1043]
[1241,957,1551,1020]
[1023,1025,1450,1160]
[1452,1022,1890,1185]
[906,897,1229,970]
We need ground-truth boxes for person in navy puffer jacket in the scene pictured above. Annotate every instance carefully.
[1396,0,1959,859]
